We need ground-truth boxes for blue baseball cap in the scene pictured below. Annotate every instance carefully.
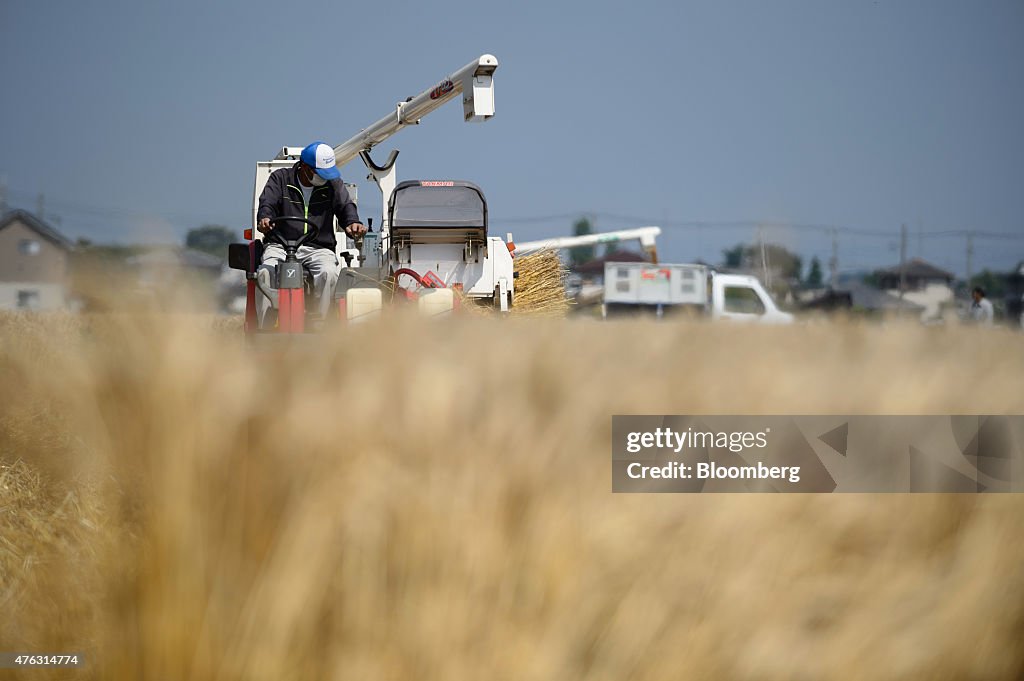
[300,141,341,181]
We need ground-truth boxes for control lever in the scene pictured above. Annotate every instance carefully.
[354,217,370,266]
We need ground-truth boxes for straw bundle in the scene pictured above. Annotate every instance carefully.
[458,248,572,317]
[509,248,573,316]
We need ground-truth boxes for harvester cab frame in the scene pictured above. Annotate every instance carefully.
[231,54,514,334]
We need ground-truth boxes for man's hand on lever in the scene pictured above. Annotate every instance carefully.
[345,222,367,238]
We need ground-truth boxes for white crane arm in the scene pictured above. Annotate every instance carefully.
[332,54,498,168]
[515,227,662,261]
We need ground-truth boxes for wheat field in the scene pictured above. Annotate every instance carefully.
[1,311,1022,680]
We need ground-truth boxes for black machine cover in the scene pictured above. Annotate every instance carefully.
[389,181,487,232]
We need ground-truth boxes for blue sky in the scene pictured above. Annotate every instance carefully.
[1,0,1022,276]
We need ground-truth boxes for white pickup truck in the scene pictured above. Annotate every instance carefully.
[602,261,794,324]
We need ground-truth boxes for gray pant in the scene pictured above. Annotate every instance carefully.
[257,244,339,326]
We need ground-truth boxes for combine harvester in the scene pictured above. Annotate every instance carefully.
[515,229,793,323]
[229,55,517,333]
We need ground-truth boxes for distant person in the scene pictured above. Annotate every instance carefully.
[256,141,366,325]
[969,287,994,326]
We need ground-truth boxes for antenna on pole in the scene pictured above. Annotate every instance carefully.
[36,193,45,221]
[0,175,7,215]
[829,227,838,289]
[759,226,771,289]
[898,223,907,300]
[966,230,974,287]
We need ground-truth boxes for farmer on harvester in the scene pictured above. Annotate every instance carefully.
[255,142,366,325]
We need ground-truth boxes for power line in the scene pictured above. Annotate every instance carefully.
[9,185,1022,243]
[495,212,584,224]
[4,188,235,227]
[914,229,1024,240]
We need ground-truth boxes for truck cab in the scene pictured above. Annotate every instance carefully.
[709,272,794,324]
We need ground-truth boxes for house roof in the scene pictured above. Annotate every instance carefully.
[574,249,648,276]
[842,280,925,311]
[126,247,223,269]
[875,258,954,281]
[0,210,74,250]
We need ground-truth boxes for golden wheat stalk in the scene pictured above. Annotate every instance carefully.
[4,311,1024,680]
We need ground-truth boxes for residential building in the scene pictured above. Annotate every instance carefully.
[0,210,74,310]
[874,258,955,321]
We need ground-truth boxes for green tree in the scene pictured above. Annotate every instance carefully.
[805,256,823,287]
[185,225,234,258]
[569,217,595,268]
[722,243,745,269]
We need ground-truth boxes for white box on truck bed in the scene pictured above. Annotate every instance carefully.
[604,263,708,306]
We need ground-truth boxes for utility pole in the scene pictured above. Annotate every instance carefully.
[759,226,771,289]
[966,230,974,287]
[36,193,45,221]
[898,223,907,300]
[696,221,703,264]
[829,227,838,289]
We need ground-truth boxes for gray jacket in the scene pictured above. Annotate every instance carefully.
[256,162,360,251]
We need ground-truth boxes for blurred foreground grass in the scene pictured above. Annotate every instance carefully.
[0,311,1022,680]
